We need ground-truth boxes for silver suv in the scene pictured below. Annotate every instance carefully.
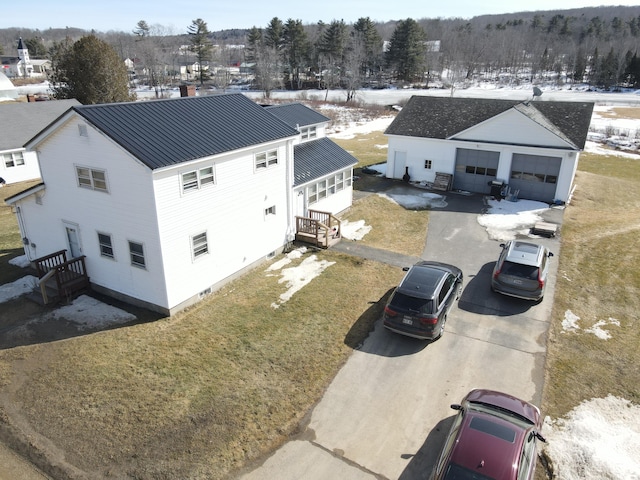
[491,241,553,301]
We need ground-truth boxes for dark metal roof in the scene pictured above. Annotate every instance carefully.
[294,137,358,186]
[265,103,330,129]
[72,94,299,170]
[385,96,594,150]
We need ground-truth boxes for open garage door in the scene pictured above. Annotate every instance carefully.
[509,153,561,202]
[453,148,500,194]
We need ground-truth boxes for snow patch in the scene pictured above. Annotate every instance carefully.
[543,395,640,480]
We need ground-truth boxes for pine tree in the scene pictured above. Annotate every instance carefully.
[188,18,213,86]
[385,18,427,83]
[50,35,134,105]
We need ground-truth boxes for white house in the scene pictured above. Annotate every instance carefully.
[384,96,594,203]
[0,99,81,185]
[6,94,357,315]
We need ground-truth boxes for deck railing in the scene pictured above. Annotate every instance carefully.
[33,250,90,304]
[295,209,341,248]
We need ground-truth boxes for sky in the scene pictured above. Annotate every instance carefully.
[2,0,640,33]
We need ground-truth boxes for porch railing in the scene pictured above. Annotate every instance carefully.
[295,209,342,248]
[33,250,90,304]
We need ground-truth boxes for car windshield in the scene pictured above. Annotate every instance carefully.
[390,292,433,314]
[501,261,539,280]
[444,463,495,480]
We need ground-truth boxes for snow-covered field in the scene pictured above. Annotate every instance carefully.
[4,82,640,478]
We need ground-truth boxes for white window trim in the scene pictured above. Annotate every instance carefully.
[191,231,209,260]
[128,240,146,269]
[255,149,278,170]
[76,165,108,192]
[181,165,215,193]
[97,232,115,259]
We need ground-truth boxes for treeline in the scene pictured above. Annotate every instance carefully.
[2,5,640,94]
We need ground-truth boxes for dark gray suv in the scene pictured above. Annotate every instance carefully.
[383,261,463,341]
[491,241,553,301]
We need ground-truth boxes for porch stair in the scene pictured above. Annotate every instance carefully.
[295,210,342,249]
[32,250,91,305]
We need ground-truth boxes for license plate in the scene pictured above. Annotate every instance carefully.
[402,316,413,325]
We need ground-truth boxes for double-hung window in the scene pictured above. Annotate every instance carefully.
[255,150,278,170]
[192,232,209,259]
[300,126,317,140]
[129,241,146,269]
[3,152,25,168]
[182,166,215,193]
[76,166,108,192]
[98,232,114,259]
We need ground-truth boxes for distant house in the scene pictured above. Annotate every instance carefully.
[0,99,81,185]
[6,94,357,315]
[384,96,594,203]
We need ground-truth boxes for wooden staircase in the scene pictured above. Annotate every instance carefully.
[32,250,90,305]
[295,210,342,248]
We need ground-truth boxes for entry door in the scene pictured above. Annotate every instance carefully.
[64,223,82,258]
[393,151,407,179]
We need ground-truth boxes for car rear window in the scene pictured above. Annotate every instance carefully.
[389,292,434,314]
[501,261,539,280]
[469,416,516,443]
[444,463,495,480]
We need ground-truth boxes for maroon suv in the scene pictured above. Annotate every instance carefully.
[430,389,546,480]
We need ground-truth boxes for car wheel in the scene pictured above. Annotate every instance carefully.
[434,316,447,340]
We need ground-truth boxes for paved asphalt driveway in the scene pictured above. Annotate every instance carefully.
[242,188,561,480]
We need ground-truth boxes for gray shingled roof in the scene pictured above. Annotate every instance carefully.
[71,94,299,170]
[294,137,358,186]
[385,96,594,150]
[0,99,80,150]
[265,103,330,129]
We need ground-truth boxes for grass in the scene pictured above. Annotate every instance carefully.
[333,130,390,168]
[542,151,640,418]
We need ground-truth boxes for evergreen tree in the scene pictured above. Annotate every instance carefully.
[24,37,47,57]
[352,17,383,79]
[282,19,310,89]
[49,35,134,105]
[188,18,213,85]
[385,18,427,83]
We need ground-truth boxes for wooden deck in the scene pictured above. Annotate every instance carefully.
[295,210,342,248]
[32,250,90,305]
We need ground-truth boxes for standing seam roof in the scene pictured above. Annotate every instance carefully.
[265,103,331,129]
[294,137,358,186]
[73,94,299,170]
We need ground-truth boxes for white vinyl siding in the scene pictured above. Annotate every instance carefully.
[76,166,108,192]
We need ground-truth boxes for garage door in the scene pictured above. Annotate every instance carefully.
[509,154,561,202]
[453,148,500,194]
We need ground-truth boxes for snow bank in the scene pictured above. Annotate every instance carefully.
[543,395,640,480]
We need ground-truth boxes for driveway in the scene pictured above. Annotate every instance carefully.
[239,188,560,480]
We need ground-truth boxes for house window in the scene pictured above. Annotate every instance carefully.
[98,232,114,259]
[336,172,344,191]
[328,176,336,195]
[255,150,278,170]
[307,169,352,205]
[182,166,215,192]
[76,166,108,192]
[265,205,276,217]
[78,124,88,137]
[424,159,432,169]
[192,232,208,259]
[129,241,146,269]
[301,126,317,140]
[318,179,327,200]
[3,152,25,168]
[308,183,318,204]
